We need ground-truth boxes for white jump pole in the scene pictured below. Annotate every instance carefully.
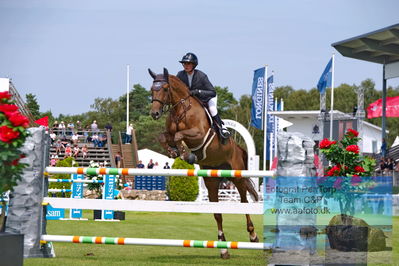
[45,167,274,178]
[41,235,270,250]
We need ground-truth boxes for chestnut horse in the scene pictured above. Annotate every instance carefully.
[148,68,259,259]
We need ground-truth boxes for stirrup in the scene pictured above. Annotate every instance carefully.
[220,127,231,139]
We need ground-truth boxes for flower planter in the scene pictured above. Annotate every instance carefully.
[0,232,24,266]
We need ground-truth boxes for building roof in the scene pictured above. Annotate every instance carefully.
[332,23,399,64]
[269,110,387,133]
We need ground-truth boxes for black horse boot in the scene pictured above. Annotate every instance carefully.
[212,114,230,144]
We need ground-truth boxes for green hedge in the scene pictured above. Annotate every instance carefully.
[167,158,198,201]
[48,157,78,197]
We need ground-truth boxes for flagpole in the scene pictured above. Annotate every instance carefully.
[126,65,130,134]
[329,54,335,140]
[263,65,268,171]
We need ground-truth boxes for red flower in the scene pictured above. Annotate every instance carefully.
[354,165,365,173]
[326,165,341,176]
[11,158,20,166]
[319,138,337,149]
[346,145,359,154]
[0,125,20,143]
[7,111,29,127]
[351,175,362,186]
[0,104,19,114]
[0,91,12,100]
[346,129,359,138]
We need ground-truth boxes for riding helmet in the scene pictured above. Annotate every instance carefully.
[179,52,198,66]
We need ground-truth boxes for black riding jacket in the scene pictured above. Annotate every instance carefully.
[176,69,216,102]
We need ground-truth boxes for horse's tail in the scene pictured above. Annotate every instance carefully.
[238,146,259,202]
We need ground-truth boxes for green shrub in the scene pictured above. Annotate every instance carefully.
[168,158,198,201]
[393,186,399,194]
[48,157,79,197]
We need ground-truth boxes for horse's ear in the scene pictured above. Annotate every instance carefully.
[163,68,169,82]
[148,69,156,80]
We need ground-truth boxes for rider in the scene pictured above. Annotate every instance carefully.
[176,52,231,141]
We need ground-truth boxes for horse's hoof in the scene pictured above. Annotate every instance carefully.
[187,153,197,164]
[220,252,230,259]
[250,235,259,243]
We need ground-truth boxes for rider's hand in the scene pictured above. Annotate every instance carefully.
[190,89,200,97]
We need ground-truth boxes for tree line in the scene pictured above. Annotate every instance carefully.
[26,79,399,161]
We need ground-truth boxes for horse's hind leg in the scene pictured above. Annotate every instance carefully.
[232,179,259,242]
[203,176,230,259]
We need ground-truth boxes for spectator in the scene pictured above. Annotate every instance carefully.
[64,144,72,158]
[52,121,59,134]
[387,158,394,174]
[98,134,107,148]
[55,140,64,155]
[163,162,171,169]
[58,121,66,137]
[115,152,122,168]
[83,125,90,142]
[105,123,113,132]
[379,158,386,174]
[125,124,133,144]
[91,120,99,133]
[137,160,145,168]
[67,122,75,136]
[76,120,82,133]
[92,133,99,147]
[49,131,56,145]
[71,132,79,145]
[73,145,80,158]
[82,145,88,159]
[153,162,160,169]
[147,159,155,169]
[50,155,57,167]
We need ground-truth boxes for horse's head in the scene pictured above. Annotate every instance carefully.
[148,68,170,120]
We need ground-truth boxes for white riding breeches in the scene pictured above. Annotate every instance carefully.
[208,96,218,117]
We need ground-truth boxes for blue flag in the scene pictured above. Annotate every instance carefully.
[266,75,275,133]
[250,67,265,129]
[317,58,332,94]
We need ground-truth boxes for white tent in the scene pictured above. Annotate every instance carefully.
[138,148,174,169]
[392,136,399,147]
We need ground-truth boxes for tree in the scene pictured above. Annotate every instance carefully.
[119,84,151,122]
[214,86,237,118]
[25,93,41,119]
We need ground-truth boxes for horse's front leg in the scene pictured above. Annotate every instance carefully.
[158,132,178,158]
[174,128,201,163]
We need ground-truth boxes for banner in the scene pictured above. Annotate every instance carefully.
[317,58,332,94]
[103,175,116,219]
[70,174,84,219]
[266,75,275,133]
[250,67,265,129]
[367,96,399,118]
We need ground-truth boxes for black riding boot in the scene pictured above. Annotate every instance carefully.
[212,114,231,142]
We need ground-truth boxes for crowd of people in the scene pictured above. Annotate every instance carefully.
[378,157,399,175]
[135,159,170,169]
[50,120,109,159]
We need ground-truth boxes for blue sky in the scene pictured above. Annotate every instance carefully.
[0,0,398,116]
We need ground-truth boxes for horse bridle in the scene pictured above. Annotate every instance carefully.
[151,79,172,113]
[151,78,191,122]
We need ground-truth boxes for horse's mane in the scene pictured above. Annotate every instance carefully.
[169,75,190,93]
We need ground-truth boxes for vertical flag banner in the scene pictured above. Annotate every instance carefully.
[266,75,275,162]
[266,75,275,133]
[317,58,332,94]
[251,67,265,129]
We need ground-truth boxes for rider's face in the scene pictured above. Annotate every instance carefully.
[182,62,195,73]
